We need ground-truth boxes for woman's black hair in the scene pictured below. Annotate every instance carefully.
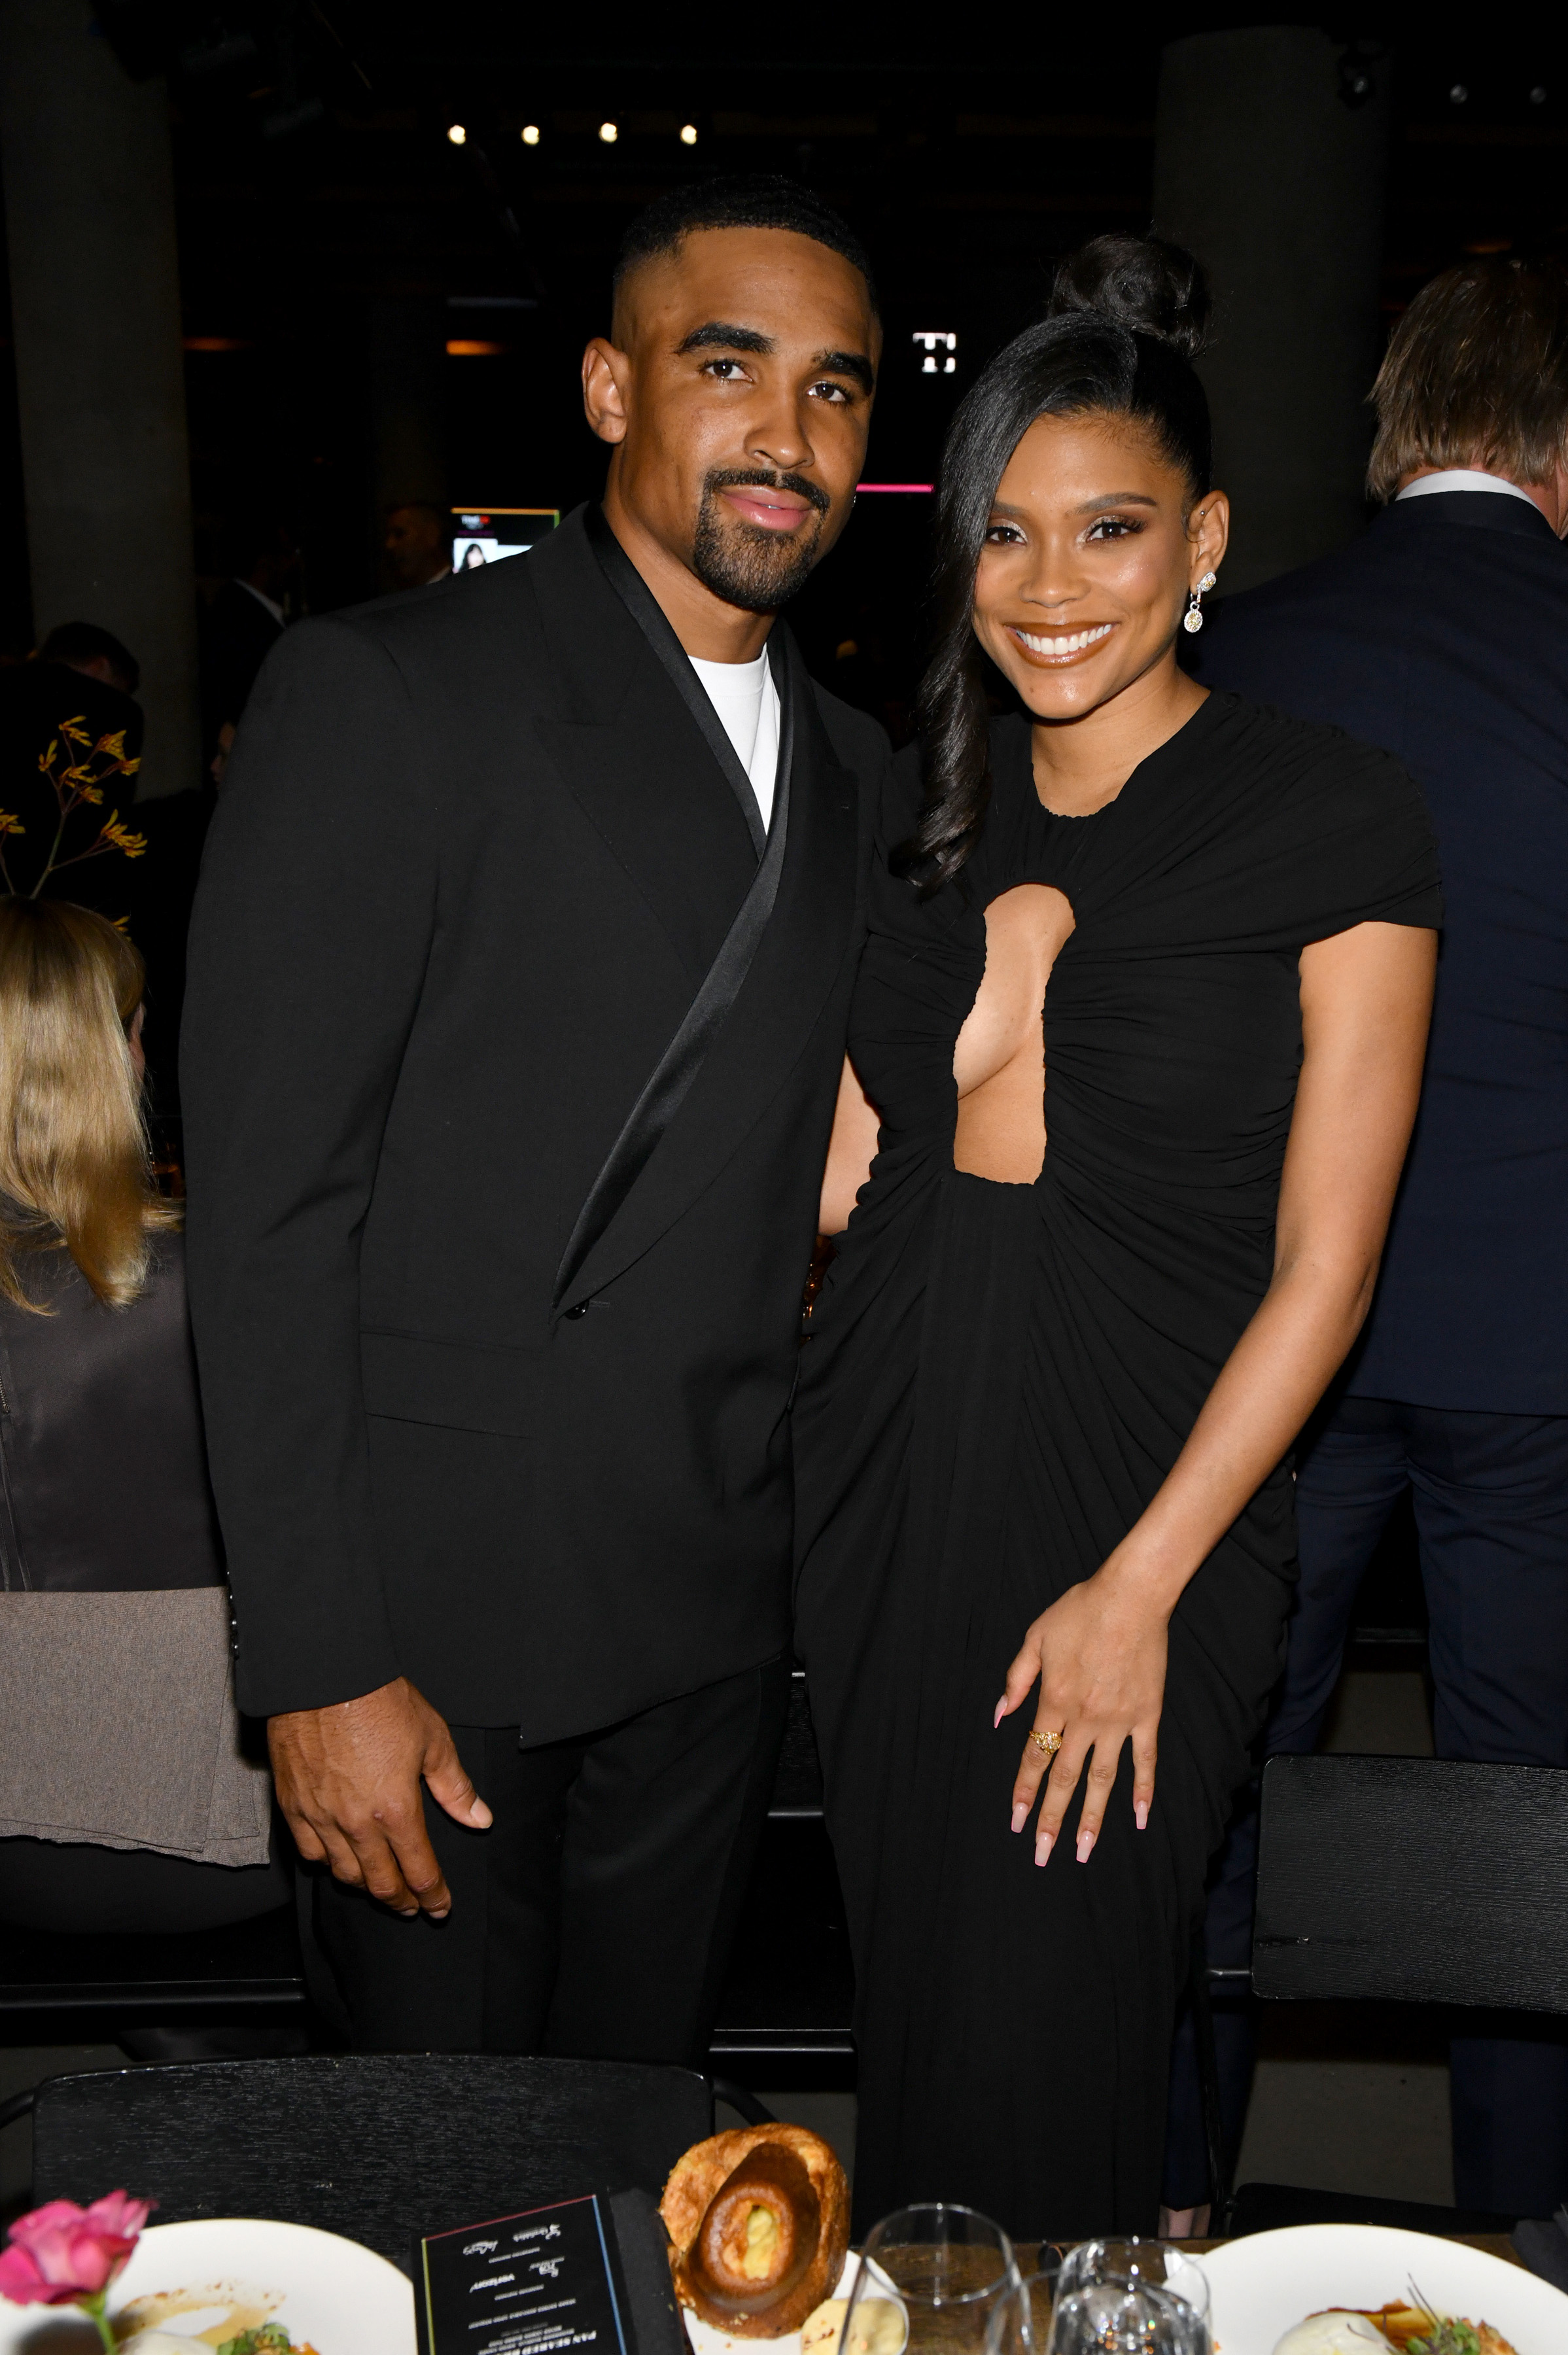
[894,232,1213,892]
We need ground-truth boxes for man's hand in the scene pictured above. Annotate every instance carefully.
[268,1677,491,1919]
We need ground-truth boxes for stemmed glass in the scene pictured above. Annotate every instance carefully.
[1056,2242,1210,2329]
[843,2205,1028,2355]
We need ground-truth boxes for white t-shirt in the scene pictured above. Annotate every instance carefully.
[688,648,780,833]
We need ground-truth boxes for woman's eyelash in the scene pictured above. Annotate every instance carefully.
[1086,515,1143,539]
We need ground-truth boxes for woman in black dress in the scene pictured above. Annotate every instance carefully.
[793,237,1441,2239]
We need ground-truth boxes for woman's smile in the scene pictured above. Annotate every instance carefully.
[1009,620,1117,663]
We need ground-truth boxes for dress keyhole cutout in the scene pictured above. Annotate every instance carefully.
[952,884,1075,1183]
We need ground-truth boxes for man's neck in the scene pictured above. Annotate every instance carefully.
[599,481,773,662]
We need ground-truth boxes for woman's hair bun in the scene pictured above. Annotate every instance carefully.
[1047,232,1211,359]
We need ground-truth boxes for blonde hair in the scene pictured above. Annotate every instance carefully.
[0,899,177,1312]
[1368,255,1568,503]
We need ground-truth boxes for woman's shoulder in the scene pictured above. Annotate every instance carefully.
[0,1225,187,1335]
[1194,692,1442,937]
[1203,690,1426,818]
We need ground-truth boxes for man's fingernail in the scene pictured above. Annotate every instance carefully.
[396,1908,418,1919]
[994,1700,1006,1729]
[1035,1832,1054,1868]
[428,1905,451,1920]
[1135,1800,1149,1831]
[1076,1830,1096,1864]
[471,1803,494,1826]
[1010,1803,1027,1834]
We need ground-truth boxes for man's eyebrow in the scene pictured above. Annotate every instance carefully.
[676,321,774,355]
[813,349,875,393]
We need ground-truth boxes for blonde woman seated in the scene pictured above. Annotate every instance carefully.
[0,899,283,1934]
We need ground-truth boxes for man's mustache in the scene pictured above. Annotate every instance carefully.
[703,468,833,517]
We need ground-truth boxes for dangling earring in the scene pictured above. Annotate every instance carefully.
[1183,570,1219,635]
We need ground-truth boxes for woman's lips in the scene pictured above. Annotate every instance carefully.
[1009,621,1116,664]
[720,487,816,532]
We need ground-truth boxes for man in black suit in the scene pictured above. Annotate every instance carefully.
[1193,255,1568,2217]
[181,177,887,2058]
[201,516,298,750]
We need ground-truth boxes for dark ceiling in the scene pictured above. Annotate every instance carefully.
[5,10,1568,660]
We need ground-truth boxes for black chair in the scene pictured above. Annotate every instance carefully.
[13,2054,710,2270]
[0,1669,856,2080]
[0,1901,306,2024]
[1196,1753,1568,2235]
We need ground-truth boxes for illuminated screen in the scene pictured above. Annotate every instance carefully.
[451,506,561,567]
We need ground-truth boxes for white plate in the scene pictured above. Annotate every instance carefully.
[682,2254,907,2355]
[1201,2223,1568,2355]
[0,2217,415,2355]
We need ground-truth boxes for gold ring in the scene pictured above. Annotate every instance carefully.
[1028,1728,1063,1759]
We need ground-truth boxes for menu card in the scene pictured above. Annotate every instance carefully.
[417,2188,681,2355]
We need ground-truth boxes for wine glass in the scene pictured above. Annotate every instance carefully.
[1017,2248,1062,2351]
[844,2205,1028,2355]
[1056,2240,1210,2329]
[1046,2278,1206,2355]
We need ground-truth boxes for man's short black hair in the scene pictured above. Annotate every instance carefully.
[39,621,139,695]
[614,174,879,317]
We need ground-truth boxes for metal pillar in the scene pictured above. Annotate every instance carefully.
[1153,26,1390,595]
[0,0,200,796]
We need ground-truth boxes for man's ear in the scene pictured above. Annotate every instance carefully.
[582,338,631,445]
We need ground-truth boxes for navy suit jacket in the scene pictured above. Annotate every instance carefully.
[1194,489,1568,1414]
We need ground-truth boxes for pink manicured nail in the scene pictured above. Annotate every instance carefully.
[1134,1800,1149,1831]
[1076,1830,1096,1864]
[1010,1802,1027,1834]
[1035,1832,1054,1868]
[994,1699,1007,1728]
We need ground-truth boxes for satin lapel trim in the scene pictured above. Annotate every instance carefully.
[555,642,859,1317]
[553,630,795,1309]
[585,504,767,859]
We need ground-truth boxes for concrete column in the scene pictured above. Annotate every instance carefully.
[1153,27,1389,594]
[368,294,448,588]
[0,0,199,796]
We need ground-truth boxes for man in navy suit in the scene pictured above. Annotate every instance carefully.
[1192,255,1568,2221]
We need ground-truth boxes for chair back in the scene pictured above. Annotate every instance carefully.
[1253,1753,1568,2010]
[31,2053,711,2268]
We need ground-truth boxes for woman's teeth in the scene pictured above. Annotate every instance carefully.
[1015,623,1114,655]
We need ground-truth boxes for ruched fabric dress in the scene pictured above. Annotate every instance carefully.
[793,691,1441,2239]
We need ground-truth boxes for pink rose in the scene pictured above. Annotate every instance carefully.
[0,2191,154,2307]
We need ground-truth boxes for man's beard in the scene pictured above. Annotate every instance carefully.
[689,469,833,612]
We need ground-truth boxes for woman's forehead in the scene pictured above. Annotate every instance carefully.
[996,411,1183,502]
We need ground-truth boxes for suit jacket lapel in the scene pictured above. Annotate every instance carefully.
[556,628,860,1316]
[530,510,759,982]
[585,502,768,857]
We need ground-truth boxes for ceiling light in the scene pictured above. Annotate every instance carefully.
[1531,86,1548,105]
[521,123,540,144]
[1449,84,1468,105]
[680,123,698,145]
[599,120,618,143]
[447,123,466,145]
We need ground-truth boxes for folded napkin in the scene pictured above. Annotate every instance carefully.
[1512,2206,1568,2294]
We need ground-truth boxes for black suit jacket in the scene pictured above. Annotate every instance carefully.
[1194,490,1568,1413]
[181,507,887,1732]
[202,579,285,739]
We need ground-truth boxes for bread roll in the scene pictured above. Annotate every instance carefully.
[661,2124,851,2337]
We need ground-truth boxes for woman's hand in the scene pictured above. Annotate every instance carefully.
[995,1561,1170,1864]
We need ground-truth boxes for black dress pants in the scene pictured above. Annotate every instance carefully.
[1165,1395,1568,2216]
[302,1656,790,2064]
